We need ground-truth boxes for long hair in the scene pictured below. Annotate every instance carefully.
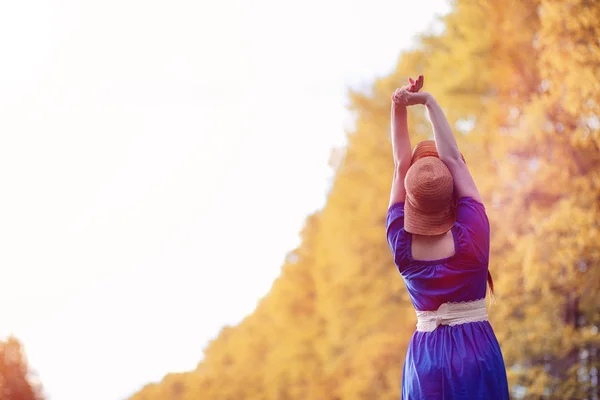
[487,271,495,299]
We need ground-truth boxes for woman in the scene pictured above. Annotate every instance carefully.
[386,75,509,399]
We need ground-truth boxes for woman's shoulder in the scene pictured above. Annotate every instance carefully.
[454,198,491,264]
[456,197,489,229]
[457,196,486,209]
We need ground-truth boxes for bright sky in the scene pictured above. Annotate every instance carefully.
[0,1,449,399]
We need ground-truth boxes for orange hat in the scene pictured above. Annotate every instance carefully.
[404,157,456,235]
[411,140,466,164]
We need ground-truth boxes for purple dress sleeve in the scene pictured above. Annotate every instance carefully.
[386,202,410,272]
[456,197,490,264]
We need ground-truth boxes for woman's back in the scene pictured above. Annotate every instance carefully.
[387,197,490,311]
[411,229,454,262]
[387,197,509,399]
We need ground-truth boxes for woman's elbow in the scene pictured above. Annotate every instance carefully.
[394,158,411,173]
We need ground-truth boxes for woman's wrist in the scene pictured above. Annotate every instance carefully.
[393,103,408,113]
[423,92,434,106]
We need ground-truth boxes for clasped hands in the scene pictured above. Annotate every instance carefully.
[392,75,431,106]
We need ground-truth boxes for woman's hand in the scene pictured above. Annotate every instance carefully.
[392,75,431,106]
[408,75,424,93]
[397,90,432,106]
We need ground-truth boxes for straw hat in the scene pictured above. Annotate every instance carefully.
[411,140,466,164]
[404,156,456,235]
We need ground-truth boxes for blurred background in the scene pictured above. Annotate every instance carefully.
[1,0,599,399]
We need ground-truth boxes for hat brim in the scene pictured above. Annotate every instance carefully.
[404,198,455,236]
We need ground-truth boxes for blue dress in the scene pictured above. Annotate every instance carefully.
[386,197,509,400]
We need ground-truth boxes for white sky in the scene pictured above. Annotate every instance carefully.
[0,1,449,399]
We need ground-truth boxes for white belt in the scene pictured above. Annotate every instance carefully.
[415,298,488,332]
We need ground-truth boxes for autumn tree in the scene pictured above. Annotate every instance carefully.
[0,337,43,400]
[491,1,600,397]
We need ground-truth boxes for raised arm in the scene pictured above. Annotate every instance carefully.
[397,90,483,203]
[389,76,423,207]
